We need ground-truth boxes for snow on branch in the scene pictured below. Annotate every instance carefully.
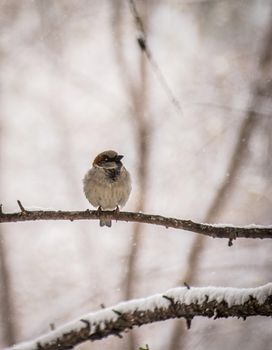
[0,201,272,243]
[11,283,272,350]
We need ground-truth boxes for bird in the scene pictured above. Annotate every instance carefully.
[83,150,131,227]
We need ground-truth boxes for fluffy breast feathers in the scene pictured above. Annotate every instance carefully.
[83,166,131,210]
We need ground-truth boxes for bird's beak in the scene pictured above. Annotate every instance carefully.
[116,155,124,161]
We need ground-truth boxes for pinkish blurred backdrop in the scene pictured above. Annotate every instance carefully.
[0,1,272,349]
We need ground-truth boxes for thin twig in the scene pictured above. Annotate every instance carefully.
[184,282,191,290]
[127,0,183,116]
[0,206,271,240]
[17,200,27,213]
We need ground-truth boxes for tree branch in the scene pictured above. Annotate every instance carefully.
[127,0,183,116]
[11,283,272,350]
[0,204,271,241]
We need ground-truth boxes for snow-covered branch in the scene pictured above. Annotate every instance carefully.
[11,283,272,350]
[0,202,272,243]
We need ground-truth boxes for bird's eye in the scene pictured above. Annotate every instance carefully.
[104,157,109,161]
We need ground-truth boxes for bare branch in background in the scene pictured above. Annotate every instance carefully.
[10,283,272,350]
[112,2,151,349]
[124,12,150,350]
[127,0,183,116]
[0,206,271,240]
[169,7,272,350]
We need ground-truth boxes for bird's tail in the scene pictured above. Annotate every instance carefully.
[100,219,112,227]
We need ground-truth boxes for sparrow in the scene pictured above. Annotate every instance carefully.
[83,150,131,227]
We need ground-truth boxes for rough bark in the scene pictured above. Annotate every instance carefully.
[0,204,271,241]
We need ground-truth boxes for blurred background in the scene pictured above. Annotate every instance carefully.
[0,0,272,349]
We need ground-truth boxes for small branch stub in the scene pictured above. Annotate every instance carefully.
[17,200,27,213]
[162,295,175,306]
[184,282,191,290]
[185,317,193,330]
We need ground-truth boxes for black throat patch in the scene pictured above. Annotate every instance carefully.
[105,167,121,181]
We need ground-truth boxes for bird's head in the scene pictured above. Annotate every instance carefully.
[93,150,124,169]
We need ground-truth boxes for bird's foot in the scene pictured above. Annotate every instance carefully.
[97,206,103,213]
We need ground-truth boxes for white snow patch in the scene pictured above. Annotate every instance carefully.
[202,223,272,229]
